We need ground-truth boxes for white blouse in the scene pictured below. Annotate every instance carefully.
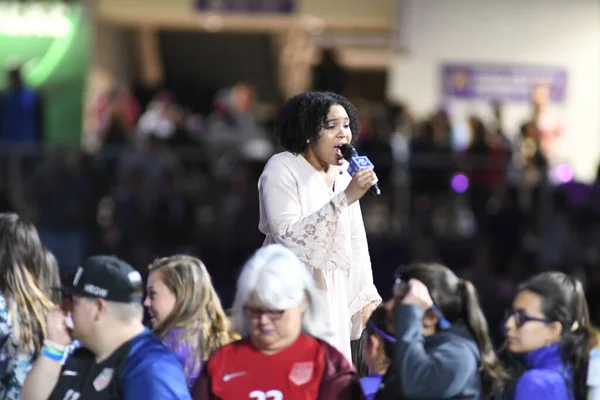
[258,151,381,361]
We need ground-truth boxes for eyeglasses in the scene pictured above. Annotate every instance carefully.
[504,309,551,328]
[394,273,451,330]
[243,306,286,321]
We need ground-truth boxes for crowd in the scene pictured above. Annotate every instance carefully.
[0,212,598,399]
[2,61,600,399]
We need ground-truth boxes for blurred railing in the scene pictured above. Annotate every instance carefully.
[0,142,553,239]
[4,143,598,331]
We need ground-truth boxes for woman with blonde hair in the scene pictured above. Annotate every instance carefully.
[144,255,237,388]
[0,213,55,399]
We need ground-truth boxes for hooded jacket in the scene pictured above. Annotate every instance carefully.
[375,304,486,400]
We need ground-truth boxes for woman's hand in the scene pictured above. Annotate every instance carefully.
[344,168,378,205]
[361,301,379,325]
[401,279,434,311]
[46,306,73,347]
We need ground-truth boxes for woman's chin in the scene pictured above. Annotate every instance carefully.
[506,342,523,353]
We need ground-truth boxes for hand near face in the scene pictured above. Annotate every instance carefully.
[361,301,379,325]
[46,306,73,347]
[400,279,434,311]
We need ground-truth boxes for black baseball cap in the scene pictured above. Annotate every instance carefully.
[61,255,144,303]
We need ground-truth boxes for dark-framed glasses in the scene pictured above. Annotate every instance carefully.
[504,309,551,328]
[243,306,286,321]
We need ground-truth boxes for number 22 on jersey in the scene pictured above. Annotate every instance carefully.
[249,390,283,400]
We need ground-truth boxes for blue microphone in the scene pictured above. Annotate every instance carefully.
[340,144,381,196]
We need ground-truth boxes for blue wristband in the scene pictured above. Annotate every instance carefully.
[42,346,65,362]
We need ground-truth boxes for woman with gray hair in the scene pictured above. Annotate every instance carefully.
[192,244,363,400]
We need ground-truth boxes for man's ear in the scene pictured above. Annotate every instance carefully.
[96,298,108,320]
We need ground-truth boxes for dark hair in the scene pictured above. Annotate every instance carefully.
[365,306,395,361]
[468,116,487,143]
[398,262,507,395]
[518,272,592,400]
[276,91,360,154]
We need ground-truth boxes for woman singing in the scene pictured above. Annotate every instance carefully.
[258,91,381,362]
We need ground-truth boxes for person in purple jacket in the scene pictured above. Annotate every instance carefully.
[144,255,238,388]
[505,272,593,400]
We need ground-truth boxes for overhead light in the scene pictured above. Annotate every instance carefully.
[0,2,72,37]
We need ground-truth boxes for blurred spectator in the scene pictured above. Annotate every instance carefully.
[152,169,195,254]
[90,83,141,148]
[136,90,181,142]
[538,188,579,271]
[117,135,181,209]
[532,83,562,165]
[0,63,43,144]
[109,136,183,267]
[488,186,526,273]
[31,150,94,271]
[409,112,453,235]
[465,116,504,232]
[490,101,512,158]
[312,48,348,94]
[205,83,272,160]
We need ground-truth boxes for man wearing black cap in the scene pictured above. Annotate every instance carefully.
[21,255,191,400]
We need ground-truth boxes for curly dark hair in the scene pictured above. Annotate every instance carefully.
[276,91,360,154]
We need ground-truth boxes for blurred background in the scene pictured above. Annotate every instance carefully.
[1,0,600,345]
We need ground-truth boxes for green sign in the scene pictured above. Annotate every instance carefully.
[0,3,90,145]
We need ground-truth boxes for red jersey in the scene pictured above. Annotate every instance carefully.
[192,334,363,400]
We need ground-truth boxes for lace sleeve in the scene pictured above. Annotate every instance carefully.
[259,161,352,272]
[347,201,381,339]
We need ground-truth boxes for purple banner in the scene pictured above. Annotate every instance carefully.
[196,0,297,13]
[442,64,567,103]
